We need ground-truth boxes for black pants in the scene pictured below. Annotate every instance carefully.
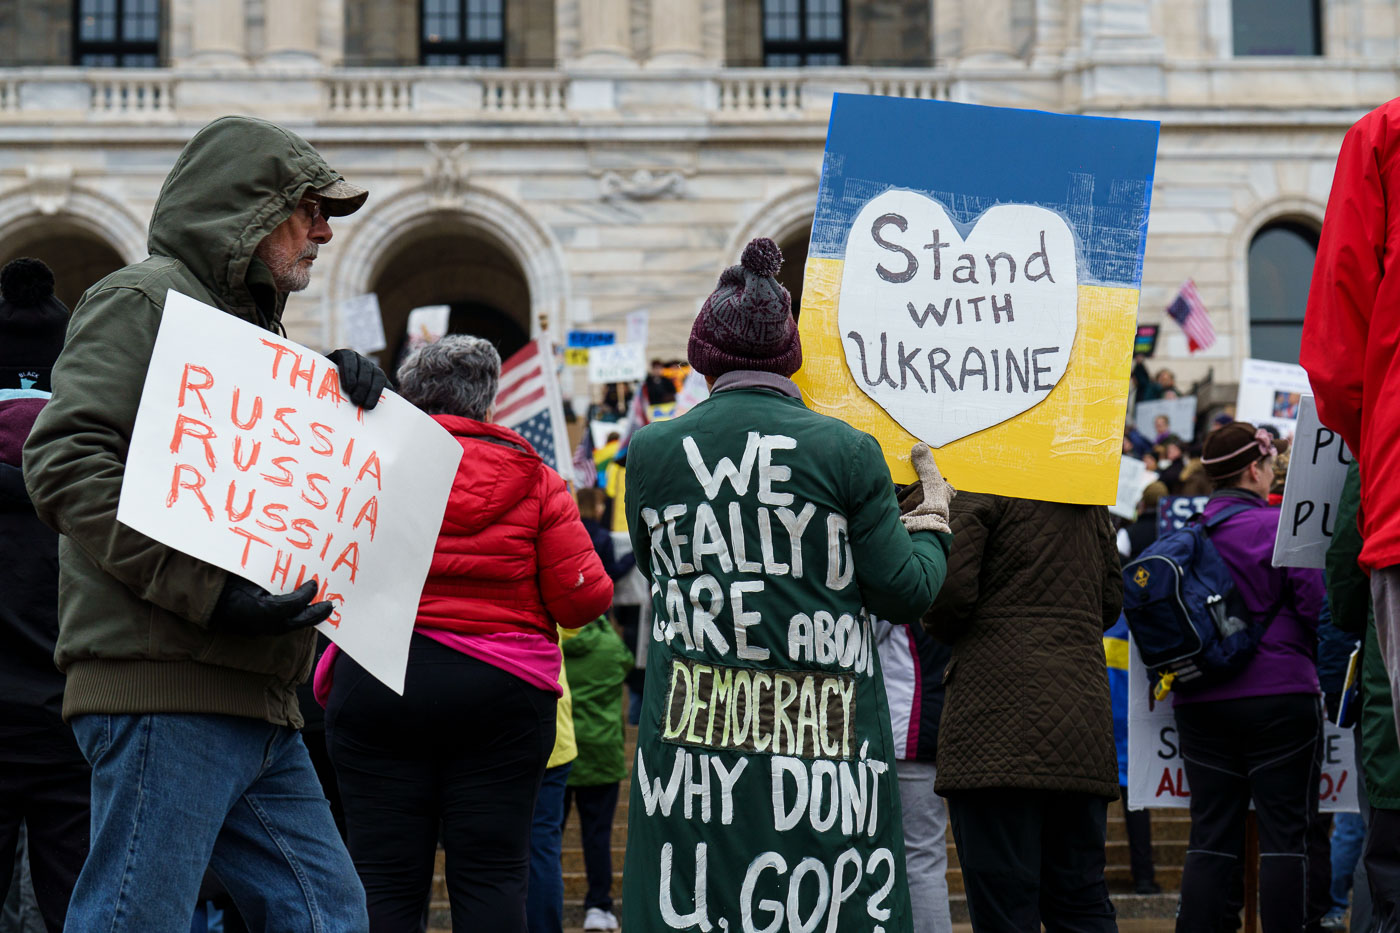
[1174,693,1323,933]
[1121,784,1156,885]
[1368,807,1400,933]
[326,634,557,933]
[0,756,90,933]
[563,783,619,912]
[945,789,1116,932]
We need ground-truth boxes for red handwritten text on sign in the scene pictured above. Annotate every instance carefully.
[163,343,386,625]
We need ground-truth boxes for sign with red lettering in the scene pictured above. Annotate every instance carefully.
[117,291,462,694]
[1126,637,1357,812]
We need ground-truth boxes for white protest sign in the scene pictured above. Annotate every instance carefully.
[625,310,650,347]
[674,367,710,415]
[1136,395,1198,442]
[839,191,1079,448]
[1111,456,1153,520]
[338,293,387,356]
[118,291,463,694]
[1236,358,1311,437]
[1273,395,1354,569]
[405,304,450,352]
[587,341,647,384]
[1126,638,1357,812]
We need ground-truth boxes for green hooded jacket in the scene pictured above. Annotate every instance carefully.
[1326,461,1400,808]
[562,617,634,787]
[22,116,356,728]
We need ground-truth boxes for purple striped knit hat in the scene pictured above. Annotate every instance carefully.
[687,237,801,378]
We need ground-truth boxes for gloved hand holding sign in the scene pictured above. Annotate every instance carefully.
[326,348,388,410]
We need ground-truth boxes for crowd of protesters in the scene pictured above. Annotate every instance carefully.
[6,105,1400,933]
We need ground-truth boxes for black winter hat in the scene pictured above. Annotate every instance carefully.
[0,257,69,392]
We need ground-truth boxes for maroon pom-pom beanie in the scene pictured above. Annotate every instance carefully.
[687,237,802,378]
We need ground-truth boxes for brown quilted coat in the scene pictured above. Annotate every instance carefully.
[914,490,1122,798]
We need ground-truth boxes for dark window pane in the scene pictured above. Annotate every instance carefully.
[1233,0,1321,55]
[805,52,841,65]
[423,53,460,65]
[1248,222,1319,363]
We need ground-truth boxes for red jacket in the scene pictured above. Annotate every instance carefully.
[1303,99,1400,571]
[416,415,612,638]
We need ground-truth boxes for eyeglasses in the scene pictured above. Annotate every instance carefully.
[295,198,325,225]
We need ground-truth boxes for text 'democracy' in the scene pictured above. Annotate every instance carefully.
[662,659,857,760]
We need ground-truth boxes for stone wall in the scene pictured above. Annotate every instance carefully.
[849,0,933,66]
[0,0,71,66]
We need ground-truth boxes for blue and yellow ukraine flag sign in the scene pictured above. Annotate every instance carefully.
[793,95,1160,501]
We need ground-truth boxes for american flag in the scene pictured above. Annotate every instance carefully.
[495,338,571,476]
[1166,280,1216,353]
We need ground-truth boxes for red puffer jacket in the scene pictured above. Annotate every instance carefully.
[416,414,612,638]
[1304,99,1400,571]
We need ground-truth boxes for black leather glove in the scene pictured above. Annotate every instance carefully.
[209,578,333,637]
[326,348,387,410]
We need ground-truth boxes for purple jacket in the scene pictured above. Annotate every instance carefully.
[1173,490,1325,706]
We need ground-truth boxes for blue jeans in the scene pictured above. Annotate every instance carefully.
[526,763,570,933]
[1331,811,1367,910]
[66,713,366,933]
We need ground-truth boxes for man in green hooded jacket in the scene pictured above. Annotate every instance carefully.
[22,116,386,932]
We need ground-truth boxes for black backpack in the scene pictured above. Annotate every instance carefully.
[1121,503,1284,698]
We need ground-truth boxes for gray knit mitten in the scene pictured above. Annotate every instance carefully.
[900,443,955,535]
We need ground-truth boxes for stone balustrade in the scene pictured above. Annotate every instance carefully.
[0,60,1391,127]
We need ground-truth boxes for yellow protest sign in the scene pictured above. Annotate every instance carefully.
[792,95,1158,503]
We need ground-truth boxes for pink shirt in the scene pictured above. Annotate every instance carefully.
[313,628,562,707]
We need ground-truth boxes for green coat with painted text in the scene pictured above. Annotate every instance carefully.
[620,380,950,933]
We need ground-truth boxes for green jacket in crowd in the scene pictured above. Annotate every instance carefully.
[563,617,634,788]
[621,373,951,933]
[22,116,353,728]
[1326,462,1400,809]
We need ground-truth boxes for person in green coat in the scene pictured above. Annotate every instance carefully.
[21,116,383,932]
[563,617,635,931]
[1326,462,1400,921]
[621,237,954,933]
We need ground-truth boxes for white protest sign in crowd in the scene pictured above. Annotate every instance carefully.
[839,192,1079,448]
[1236,358,1311,437]
[1135,395,1198,442]
[1273,395,1354,569]
[1126,640,1357,812]
[338,293,387,356]
[118,291,462,694]
[588,341,647,384]
[1111,456,1153,521]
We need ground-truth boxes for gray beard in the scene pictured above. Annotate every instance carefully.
[257,242,316,292]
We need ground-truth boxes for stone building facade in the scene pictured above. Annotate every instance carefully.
[0,0,1395,395]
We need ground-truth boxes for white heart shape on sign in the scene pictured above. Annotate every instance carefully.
[838,190,1080,448]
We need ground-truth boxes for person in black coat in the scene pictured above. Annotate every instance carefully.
[0,258,89,933]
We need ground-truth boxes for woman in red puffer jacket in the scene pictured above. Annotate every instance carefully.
[319,335,612,933]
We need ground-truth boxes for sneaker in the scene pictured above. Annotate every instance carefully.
[584,907,619,931]
[1134,879,1162,895]
[1320,909,1348,931]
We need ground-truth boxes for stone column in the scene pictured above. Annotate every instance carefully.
[187,0,248,66]
[575,0,633,66]
[648,0,705,67]
[262,0,322,66]
[961,0,1017,61]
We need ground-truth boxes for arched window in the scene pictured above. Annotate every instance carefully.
[1233,0,1321,56]
[1247,219,1319,364]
